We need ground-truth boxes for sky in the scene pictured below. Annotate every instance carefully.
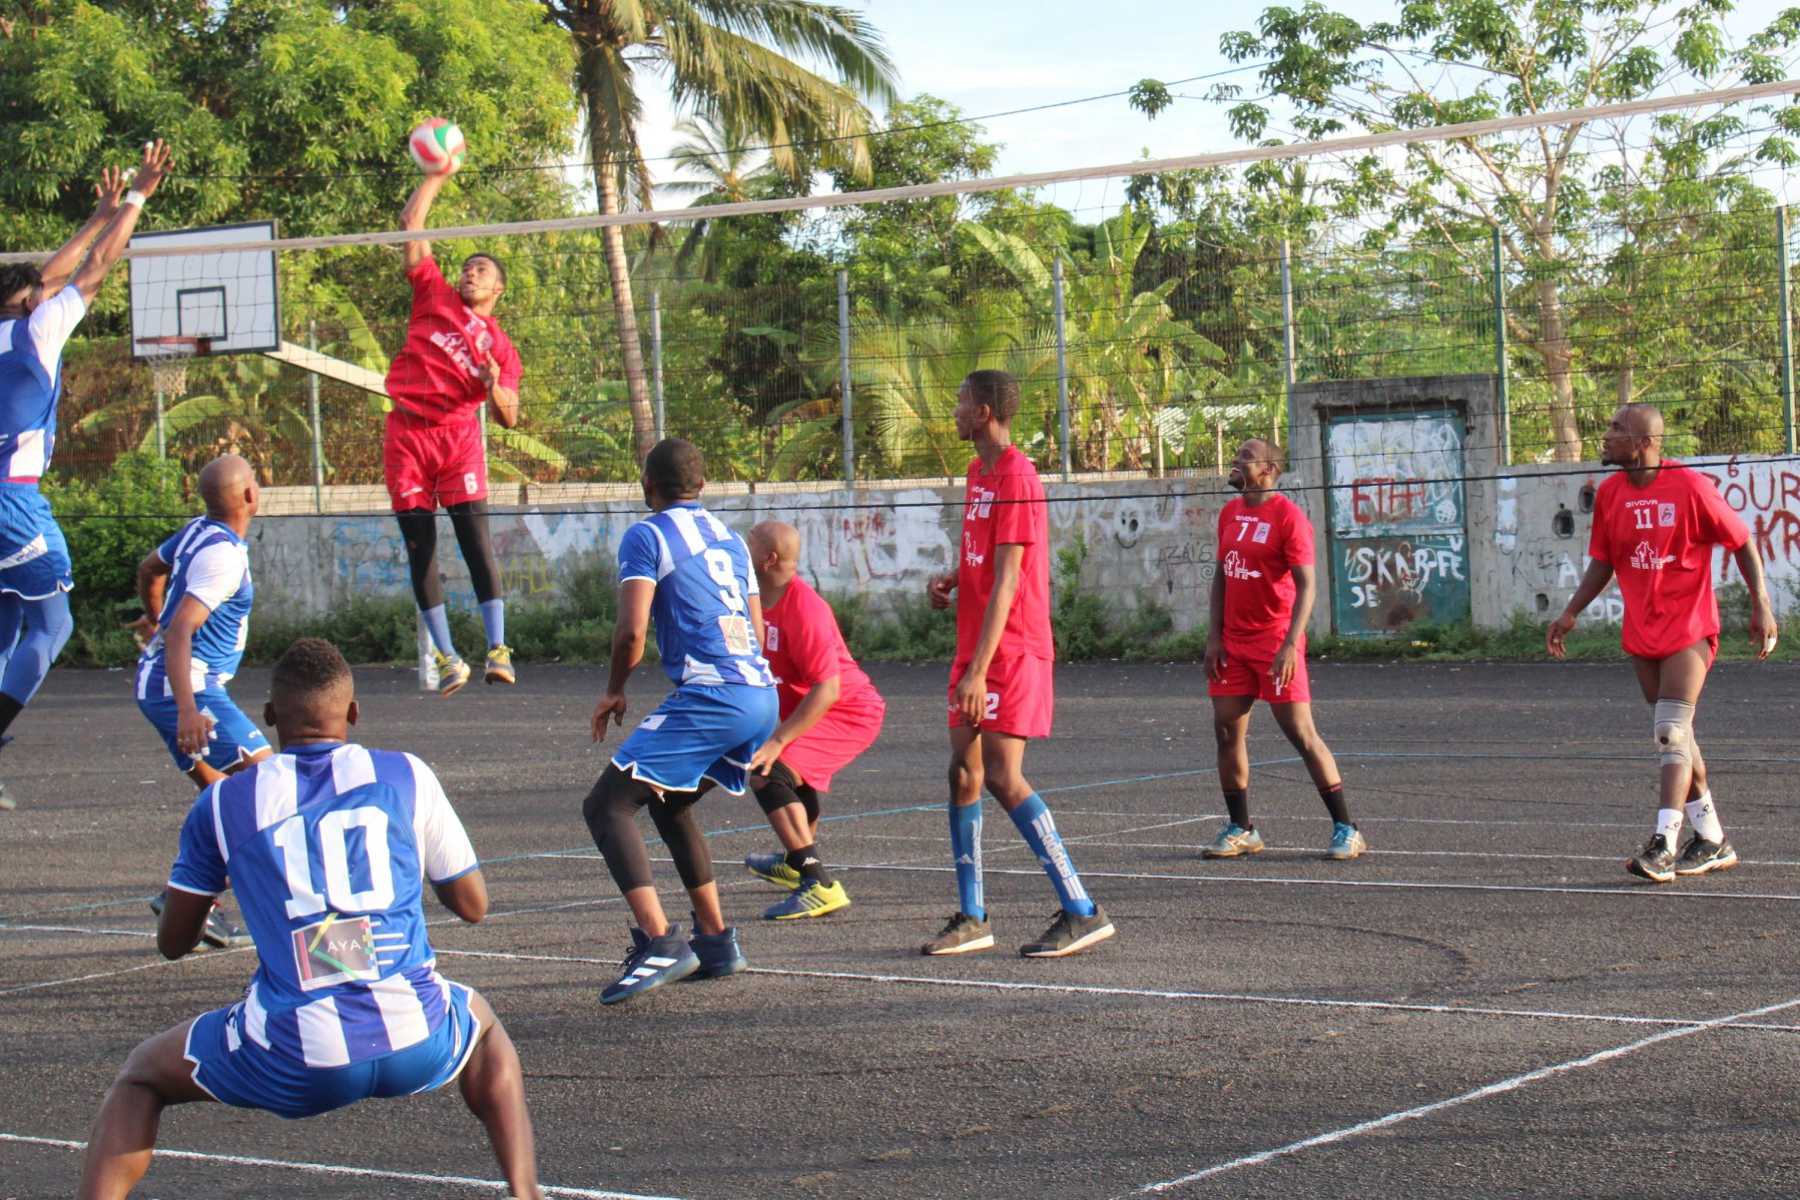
[618,0,1800,216]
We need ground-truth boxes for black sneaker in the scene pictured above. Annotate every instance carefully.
[149,895,245,949]
[921,912,994,956]
[1674,835,1739,877]
[1626,834,1677,884]
[1020,906,1116,958]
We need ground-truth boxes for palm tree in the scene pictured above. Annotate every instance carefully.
[541,1,899,462]
[661,116,777,279]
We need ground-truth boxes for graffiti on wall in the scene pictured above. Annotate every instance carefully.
[1694,457,1800,600]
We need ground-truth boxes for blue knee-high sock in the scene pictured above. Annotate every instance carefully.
[479,598,505,648]
[949,802,985,921]
[1009,793,1096,917]
[0,593,71,708]
[421,604,456,656]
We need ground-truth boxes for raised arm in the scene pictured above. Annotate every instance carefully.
[400,170,454,270]
[68,141,172,304]
[36,166,126,297]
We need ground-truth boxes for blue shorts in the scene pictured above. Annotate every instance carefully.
[613,684,777,795]
[183,980,483,1120]
[137,687,271,774]
[0,487,71,600]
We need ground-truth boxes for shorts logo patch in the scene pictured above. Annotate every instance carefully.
[463,472,479,494]
[638,714,667,731]
[984,691,1000,721]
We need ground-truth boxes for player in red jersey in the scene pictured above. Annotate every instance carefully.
[1203,439,1365,861]
[919,370,1114,959]
[740,520,886,920]
[1550,404,1776,882]
[385,164,523,697]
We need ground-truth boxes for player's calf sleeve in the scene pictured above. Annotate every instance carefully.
[949,801,985,920]
[448,501,503,604]
[646,795,714,890]
[1008,794,1097,918]
[0,593,71,710]
[396,510,445,612]
[581,766,657,892]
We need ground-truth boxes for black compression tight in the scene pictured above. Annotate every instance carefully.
[394,501,503,612]
[581,765,714,893]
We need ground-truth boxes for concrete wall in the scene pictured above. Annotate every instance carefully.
[244,441,1800,632]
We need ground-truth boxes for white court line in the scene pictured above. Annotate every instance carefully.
[0,946,252,998]
[848,862,1800,902]
[0,1133,680,1199]
[1125,990,1800,1194]
[433,946,1800,1036]
[0,923,158,938]
[1078,842,1800,869]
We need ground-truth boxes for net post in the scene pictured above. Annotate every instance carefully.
[154,389,167,460]
[417,613,438,692]
[1780,206,1796,456]
[1054,255,1071,481]
[1279,239,1297,452]
[837,270,854,488]
[650,287,665,443]
[1492,225,1512,466]
[307,321,324,513]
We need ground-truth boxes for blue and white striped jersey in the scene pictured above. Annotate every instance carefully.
[169,742,479,1069]
[0,287,84,481]
[617,501,774,689]
[136,517,253,699]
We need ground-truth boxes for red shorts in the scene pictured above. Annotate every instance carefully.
[778,697,885,793]
[383,408,487,512]
[947,653,1054,739]
[1208,643,1312,704]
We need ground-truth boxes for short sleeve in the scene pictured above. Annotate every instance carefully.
[617,521,664,584]
[406,754,479,884]
[1284,503,1316,567]
[782,588,842,687]
[406,256,456,310]
[1693,473,1749,551]
[1586,482,1614,565]
[181,541,247,612]
[155,529,181,566]
[990,469,1042,547]
[168,784,228,897]
[737,535,759,596]
[26,286,86,373]
[496,335,523,389]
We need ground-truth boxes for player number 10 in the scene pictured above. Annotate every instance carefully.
[273,807,397,920]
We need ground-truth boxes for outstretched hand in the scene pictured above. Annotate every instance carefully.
[129,140,173,201]
[94,166,126,215]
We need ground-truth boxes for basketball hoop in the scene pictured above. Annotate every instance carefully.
[135,336,211,399]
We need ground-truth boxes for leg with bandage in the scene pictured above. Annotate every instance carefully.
[1651,699,1738,875]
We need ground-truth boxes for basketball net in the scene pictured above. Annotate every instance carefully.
[145,352,191,399]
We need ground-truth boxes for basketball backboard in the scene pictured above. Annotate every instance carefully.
[128,221,280,359]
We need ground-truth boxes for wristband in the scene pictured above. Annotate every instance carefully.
[123,190,147,209]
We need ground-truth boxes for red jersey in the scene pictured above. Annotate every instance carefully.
[1216,492,1315,659]
[1588,461,1749,659]
[761,576,883,722]
[385,256,522,425]
[957,445,1054,663]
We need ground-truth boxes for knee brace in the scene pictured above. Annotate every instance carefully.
[750,760,804,816]
[1654,699,1696,768]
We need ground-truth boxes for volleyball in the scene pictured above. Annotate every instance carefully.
[408,118,465,175]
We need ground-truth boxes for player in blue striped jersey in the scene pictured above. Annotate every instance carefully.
[78,639,541,1200]
[0,141,170,810]
[584,437,777,1004]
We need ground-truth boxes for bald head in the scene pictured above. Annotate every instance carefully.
[1618,404,1665,440]
[1603,404,1666,470]
[749,520,799,566]
[198,454,257,520]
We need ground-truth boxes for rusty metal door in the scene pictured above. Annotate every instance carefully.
[1325,408,1471,635]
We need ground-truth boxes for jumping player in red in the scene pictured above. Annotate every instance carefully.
[920,369,1113,959]
[385,163,522,696]
[741,519,886,920]
[1203,439,1365,861]
[1549,404,1776,882]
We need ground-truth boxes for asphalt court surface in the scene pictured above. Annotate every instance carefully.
[4,658,1800,1198]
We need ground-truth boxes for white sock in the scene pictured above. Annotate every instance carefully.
[1684,792,1724,843]
[1655,808,1684,846]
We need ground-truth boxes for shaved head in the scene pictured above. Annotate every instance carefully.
[1618,404,1665,439]
[749,520,799,566]
[198,454,256,519]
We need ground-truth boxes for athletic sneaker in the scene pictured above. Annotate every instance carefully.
[434,650,472,698]
[1020,906,1116,958]
[484,644,516,686]
[763,879,850,920]
[1674,835,1739,877]
[600,925,699,1005]
[1626,833,1678,884]
[745,850,802,891]
[688,924,748,978]
[148,894,245,949]
[1325,822,1367,861]
[921,911,995,956]
[1203,823,1265,858]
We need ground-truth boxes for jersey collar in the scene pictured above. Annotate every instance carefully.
[284,740,346,757]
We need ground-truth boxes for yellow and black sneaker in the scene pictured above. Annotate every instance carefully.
[744,850,803,891]
[434,650,472,698]
[484,644,516,686]
[763,879,851,920]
